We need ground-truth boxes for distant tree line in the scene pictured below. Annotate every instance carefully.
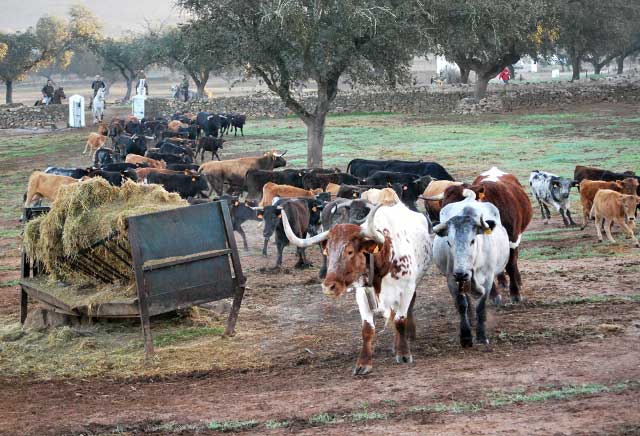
[1,1,639,166]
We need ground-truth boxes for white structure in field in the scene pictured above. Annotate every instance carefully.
[436,56,459,74]
[530,61,538,73]
[132,94,145,119]
[68,94,85,128]
[552,69,561,79]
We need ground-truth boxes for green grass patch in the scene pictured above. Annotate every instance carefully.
[0,279,19,287]
[206,420,259,432]
[488,382,633,407]
[308,413,338,426]
[520,241,625,260]
[264,419,291,430]
[151,326,224,348]
[0,228,21,238]
[348,411,388,422]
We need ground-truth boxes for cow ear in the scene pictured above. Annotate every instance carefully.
[257,212,263,219]
[321,240,328,256]
[359,239,381,254]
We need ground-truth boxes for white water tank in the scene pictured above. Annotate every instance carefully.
[68,94,85,128]
[132,94,145,119]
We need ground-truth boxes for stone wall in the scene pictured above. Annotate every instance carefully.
[146,76,640,120]
[0,103,67,129]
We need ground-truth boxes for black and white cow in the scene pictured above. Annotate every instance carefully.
[529,170,578,226]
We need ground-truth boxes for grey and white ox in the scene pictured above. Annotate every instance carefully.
[529,170,578,226]
[433,190,510,347]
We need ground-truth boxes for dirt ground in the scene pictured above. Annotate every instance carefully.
[0,104,639,435]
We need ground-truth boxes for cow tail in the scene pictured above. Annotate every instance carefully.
[509,234,521,249]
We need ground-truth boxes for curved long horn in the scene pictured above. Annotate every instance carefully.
[433,222,447,234]
[420,193,444,201]
[282,210,329,248]
[462,189,476,200]
[360,203,385,244]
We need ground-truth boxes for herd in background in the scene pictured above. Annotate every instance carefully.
[21,108,640,374]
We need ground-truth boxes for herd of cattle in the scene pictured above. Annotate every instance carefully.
[21,111,640,374]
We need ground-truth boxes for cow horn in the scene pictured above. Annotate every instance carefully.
[281,210,329,248]
[480,215,490,229]
[360,203,385,244]
[462,189,476,200]
[433,222,448,234]
[420,193,444,201]
[274,150,287,157]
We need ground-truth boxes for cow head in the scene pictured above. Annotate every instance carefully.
[619,194,639,224]
[617,177,640,195]
[433,207,496,283]
[261,204,282,239]
[550,177,574,201]
[282,204,385,298]
[263,150,287,169]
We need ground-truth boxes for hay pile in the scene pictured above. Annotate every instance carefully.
[24,178,187,284]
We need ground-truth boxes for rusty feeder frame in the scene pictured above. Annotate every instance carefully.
[19,201,246,357]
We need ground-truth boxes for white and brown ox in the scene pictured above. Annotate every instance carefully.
[282,202,433,375]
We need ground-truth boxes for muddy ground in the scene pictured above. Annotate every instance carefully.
[0,104,639,435]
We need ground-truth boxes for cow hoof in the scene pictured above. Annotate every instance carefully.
[460,337,473,348]
[295,262,313,270]
[395,354,413,364]
[353,365,373,376]
[491,295,502,306]
[510,294,522,303]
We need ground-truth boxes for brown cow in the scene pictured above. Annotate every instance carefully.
[24,171,79,207]
[96,122,109,137]
[83,132,108,159]
[361,187,401,206]
[579,178,639,229]
[325,182,341,198]
[574,165,636,188]
[442,167,532,304]
[199,151,287,196]
[421,180,463,222]
[136,167,194,180]
[590,189,639,247]
[168,120,188,132]
[125,154,166,169]
[259,182,319,207]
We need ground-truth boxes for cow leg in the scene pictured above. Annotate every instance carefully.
[565,209,577,226]
[604,219,616,243]
[354,287,375,375]
[535,197,546,222]
[489,281,502,306]
[319,254,328,279]
[594,213,604,242]
[406,292,417,342]
[262,237,269,256]
[235,226,249,250]
[475,284,490,345]
[559,208,569,226]
[275,240,285,268]
[294,247,309,269]
[449,278,472,348]
[542,204,552,224]
[240,126,244,136]
[506,248,522,302]
[581,204,589,230]
[620,221,640,247]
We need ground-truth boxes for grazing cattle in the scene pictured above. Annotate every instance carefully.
[261,198,321,268]
[347,158,454,181]
[421,180,463,223]
[83,132,108,159]
[44,167,92,179]
[196,137,225,162]
[579,178,639,229]
[245,169,306,201]
[590,189,639,247]
[94,148,119,167]
[167,163,200,172]
[230,113,246,136]
[87,169,137,186]
[146,172,209,199]
[433,191,510,347]
[145,151,193,165]
[574,165,636,188]
[219,114,231,136]
[196,111,221,137]
[199,151,287,196]
[125,154,166,169]
[24,172,78,207]
[302,171,358,191]
[442,167,532,304]
[361,188,401,206]
[259,182,319,208]
[529,170,578,226]
[282,202,433,374]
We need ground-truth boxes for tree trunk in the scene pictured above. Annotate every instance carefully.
[571,54,581,81]
[124,78,132,101]
[5,80,13,104]
[475,74,490,100]
[594,63,602,75]
[305,113,326,168]
[459,67,470,84]
[617,56,625,74]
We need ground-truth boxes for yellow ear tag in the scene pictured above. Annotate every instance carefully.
[322,247,328,256]
[483,228,492,235]
[373,245,380,254]
[479,192,486,200]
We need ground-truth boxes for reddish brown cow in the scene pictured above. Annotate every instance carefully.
[591,189,639,247]
[579,178,639,229]
[442,167,532,303]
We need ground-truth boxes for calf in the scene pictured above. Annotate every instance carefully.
[590,189,639,247]
[218,195,259,250]
[83,132,108,159]
[44,167,92,179]
[259,182,319,208]
[529,170,578,226]
[282,202,433,374]
[24,171,78,207]
[579,178,639,229]
[125,154,166,169]
[146,172,209,199]
[433,191,510,347]
[196,137,225,162]
[168,120,188,132]
[338,184,402,200]
[136,167,193,180]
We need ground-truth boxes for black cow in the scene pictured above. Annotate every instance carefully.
[219,195,259,250]
[230,113,246,136]
[115,134,148,157]
[219,114,231,136]
[167,163,200,171]
[574,165,640,195]
[337,183,403,200]
[159,142,195,159]
[260,198,320,268]
[44,167,92,179]
[302,172,361,190]
[244,169,307,200]
[94,148,119,167]
[125,120,144,135]
[362,171,420,186]
[145,151,193,164]
[346,159,417,178]
[146,172,209,199]
[347,158,454,181]
[399,175,433,211]
[101,162,148,172]
[196,137,225,162]
[196,112,221,138]
[88,169,137,186]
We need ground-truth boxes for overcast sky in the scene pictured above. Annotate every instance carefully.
[0,0,183,35]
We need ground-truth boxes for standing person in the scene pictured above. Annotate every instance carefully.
[499,67,511,84]
[180,75,189,102]
[90,75,106,109]
[41,79,54,105]
[136,70,148,96]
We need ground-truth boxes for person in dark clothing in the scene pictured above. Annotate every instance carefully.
[41,80,54,105]
[90,75,106,108]
[180,75,189,102]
